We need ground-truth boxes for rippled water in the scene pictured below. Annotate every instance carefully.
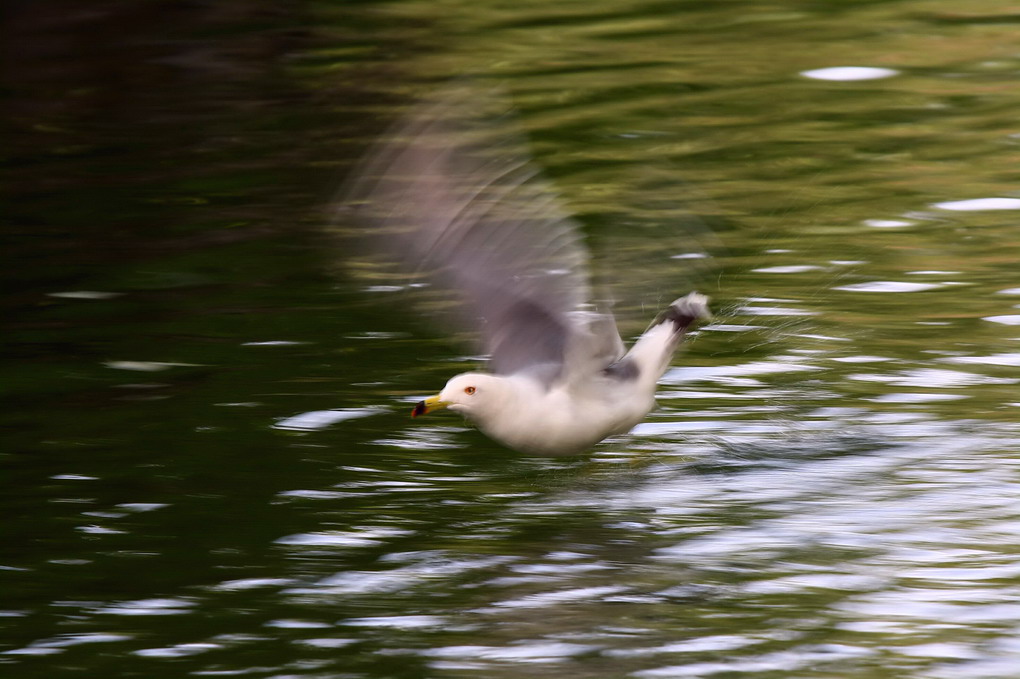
[5,1,1020,677]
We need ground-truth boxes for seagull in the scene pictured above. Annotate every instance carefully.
[344,88,711,455]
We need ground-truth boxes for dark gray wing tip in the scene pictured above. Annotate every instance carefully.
[659,292,712,332]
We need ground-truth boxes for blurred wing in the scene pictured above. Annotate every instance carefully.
[344,87,594,378]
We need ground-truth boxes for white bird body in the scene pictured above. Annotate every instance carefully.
[440,373,652,456]
[422,293,709,455]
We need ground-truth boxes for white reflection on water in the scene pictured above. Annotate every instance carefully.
[295,637,358,648]
[737,305,817,316]
[241,340,309,346]
[752,265,824,274]
[209,577,296,592]
[664,358,821,384]
[133,642,220,658]
[3,633,133,657]
[848,367,1017,388]
[423,641,600,663]
[834,281,944,293]
[94,598,195,616]
[869,393,968,403]
[274,526,413,548]
[831,355,891,363]
[983,315,1020,325]
[946,353,1020,367]
[264,619,332,629]
[633,645,875,678]
[343,615,449,629]
[46,290,124,300]
[273,407,384,431]
[702,323,764,332]
[485,585,629,610]
[800,66,898,81]
[116,502,169,513]
[103,361,201,371]
[606,634,760,658]
[282,554,515,597]
[864,219,913,228]
[933,197,1020,211]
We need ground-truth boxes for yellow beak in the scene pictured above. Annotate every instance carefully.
[411,394,448,418]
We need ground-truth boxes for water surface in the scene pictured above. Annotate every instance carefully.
[4,1,1020,677]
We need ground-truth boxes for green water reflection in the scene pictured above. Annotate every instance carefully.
[5,1,1020,678]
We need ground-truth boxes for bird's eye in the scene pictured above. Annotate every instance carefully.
[464,386,476,395]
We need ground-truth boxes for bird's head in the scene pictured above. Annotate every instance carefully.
[411,372,509,423]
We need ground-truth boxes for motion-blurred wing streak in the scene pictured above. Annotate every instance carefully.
[346,88,600,381]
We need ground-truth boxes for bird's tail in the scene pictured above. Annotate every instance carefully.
[624,292,711,384]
